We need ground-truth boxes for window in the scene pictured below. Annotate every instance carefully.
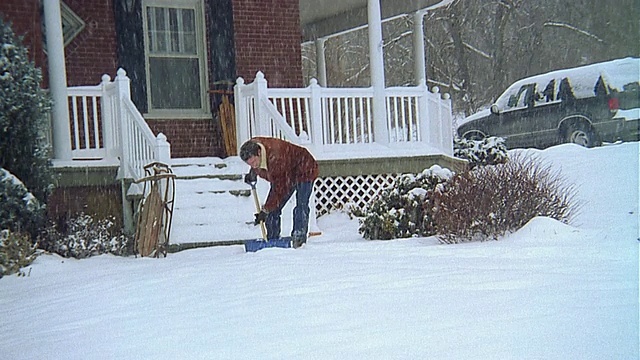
[542,79,556,102]
[142,0,209,117]
[506,84,535,109]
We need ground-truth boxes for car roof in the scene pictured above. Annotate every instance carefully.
[494,57,640,108]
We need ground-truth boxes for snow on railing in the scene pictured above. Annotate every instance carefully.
[234,72,453,155]
[63,68,170,180]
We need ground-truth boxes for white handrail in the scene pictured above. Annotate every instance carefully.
[62,68,170,180]
[259,97,304,143]
[119,97,170,180]
[235,72,454,156]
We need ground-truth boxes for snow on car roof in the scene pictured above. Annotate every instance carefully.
[494,57,640,108]
[457,108,490,127]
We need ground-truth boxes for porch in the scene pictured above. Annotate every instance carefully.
[234,71,454,159]
[51,69,463,237]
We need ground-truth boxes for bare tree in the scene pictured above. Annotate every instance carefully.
[302,0,639,117]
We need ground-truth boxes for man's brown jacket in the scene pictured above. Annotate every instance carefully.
[250,137,318,212]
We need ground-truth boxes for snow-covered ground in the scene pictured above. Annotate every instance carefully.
[0,142,638,359]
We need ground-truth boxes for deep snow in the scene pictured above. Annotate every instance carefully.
[0,142,638,360]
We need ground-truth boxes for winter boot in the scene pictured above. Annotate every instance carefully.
[292,231,307,249]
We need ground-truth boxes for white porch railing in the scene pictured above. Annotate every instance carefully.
[64,68,170,181]
[234,71,453,156]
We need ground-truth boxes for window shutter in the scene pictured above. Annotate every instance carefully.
[114,0,148,112]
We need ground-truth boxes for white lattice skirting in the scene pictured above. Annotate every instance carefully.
[314,174,399,216]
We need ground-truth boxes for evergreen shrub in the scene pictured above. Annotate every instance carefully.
[0,167,45,240]
[454,136,508,168]
[0,17,53,204]
[358,165,453,240]
[0,229,37,278]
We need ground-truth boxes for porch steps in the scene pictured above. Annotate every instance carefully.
[167,157,297,250]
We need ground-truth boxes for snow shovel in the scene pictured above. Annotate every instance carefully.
[243,180,292,252]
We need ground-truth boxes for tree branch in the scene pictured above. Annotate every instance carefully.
[544,21,604,42]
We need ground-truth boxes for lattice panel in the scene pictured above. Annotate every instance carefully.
[314,174,399,216]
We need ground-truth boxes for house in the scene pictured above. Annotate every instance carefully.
[0,0,464,234]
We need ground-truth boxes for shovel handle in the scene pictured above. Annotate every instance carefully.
[250,182,268,240]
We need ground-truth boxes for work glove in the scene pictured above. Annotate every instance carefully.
[254,210,268,225]
[244,169,257,184]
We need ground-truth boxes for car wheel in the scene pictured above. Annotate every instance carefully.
[565,123,596,147]
[462,130,486,141]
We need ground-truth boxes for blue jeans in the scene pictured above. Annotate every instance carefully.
[265,181,313,241]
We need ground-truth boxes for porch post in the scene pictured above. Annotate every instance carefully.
[100,74,117,159]
[308,79,324,151]
[315,38,327,87]
[254,71,268,136]
[418,79,430,143]
[368,0,388,144]
[234,77,249,151]
[413,11,427,85]
[43,0,72,160]
[155,133,171,164]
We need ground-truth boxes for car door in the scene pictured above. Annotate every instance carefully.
[498,81,562,148]
[495,83,538,147]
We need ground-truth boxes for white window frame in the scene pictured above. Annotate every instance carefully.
[141,0,210,118]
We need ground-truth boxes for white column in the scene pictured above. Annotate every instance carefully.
[413,11,427,85]
[308,78,324,151]
[315,38,327,87]
[43,0,72,160]
[368,0,388,144]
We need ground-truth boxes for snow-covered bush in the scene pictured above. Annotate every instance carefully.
[0,229,37,278]
[0,17,54,204]
[433,153,576,244]
[0,167,45,240]
[41,213,133,259]
[358,165,453,240]
[454,136,508,169]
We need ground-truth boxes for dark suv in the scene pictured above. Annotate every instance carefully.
[457,57,640,149]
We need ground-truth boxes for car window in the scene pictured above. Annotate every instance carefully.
[506,83,536,110]
[594,75,608,97]
[542,79,556,102]
[558,78,576,103]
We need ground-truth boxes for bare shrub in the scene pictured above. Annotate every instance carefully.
[40,213,133,259]
[433,153,577,244]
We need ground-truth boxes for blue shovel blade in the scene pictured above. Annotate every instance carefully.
[244,237,293,252]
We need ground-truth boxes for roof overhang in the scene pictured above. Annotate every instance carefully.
[299,0,444,42]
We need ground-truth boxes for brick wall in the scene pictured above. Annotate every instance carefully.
[231,0,303,88]
[48,185,123,229]
[0,1,47,80]
[147,119,222,158]
[1,0,303,159]
[63,0,118,86]
[0,0,117,86]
